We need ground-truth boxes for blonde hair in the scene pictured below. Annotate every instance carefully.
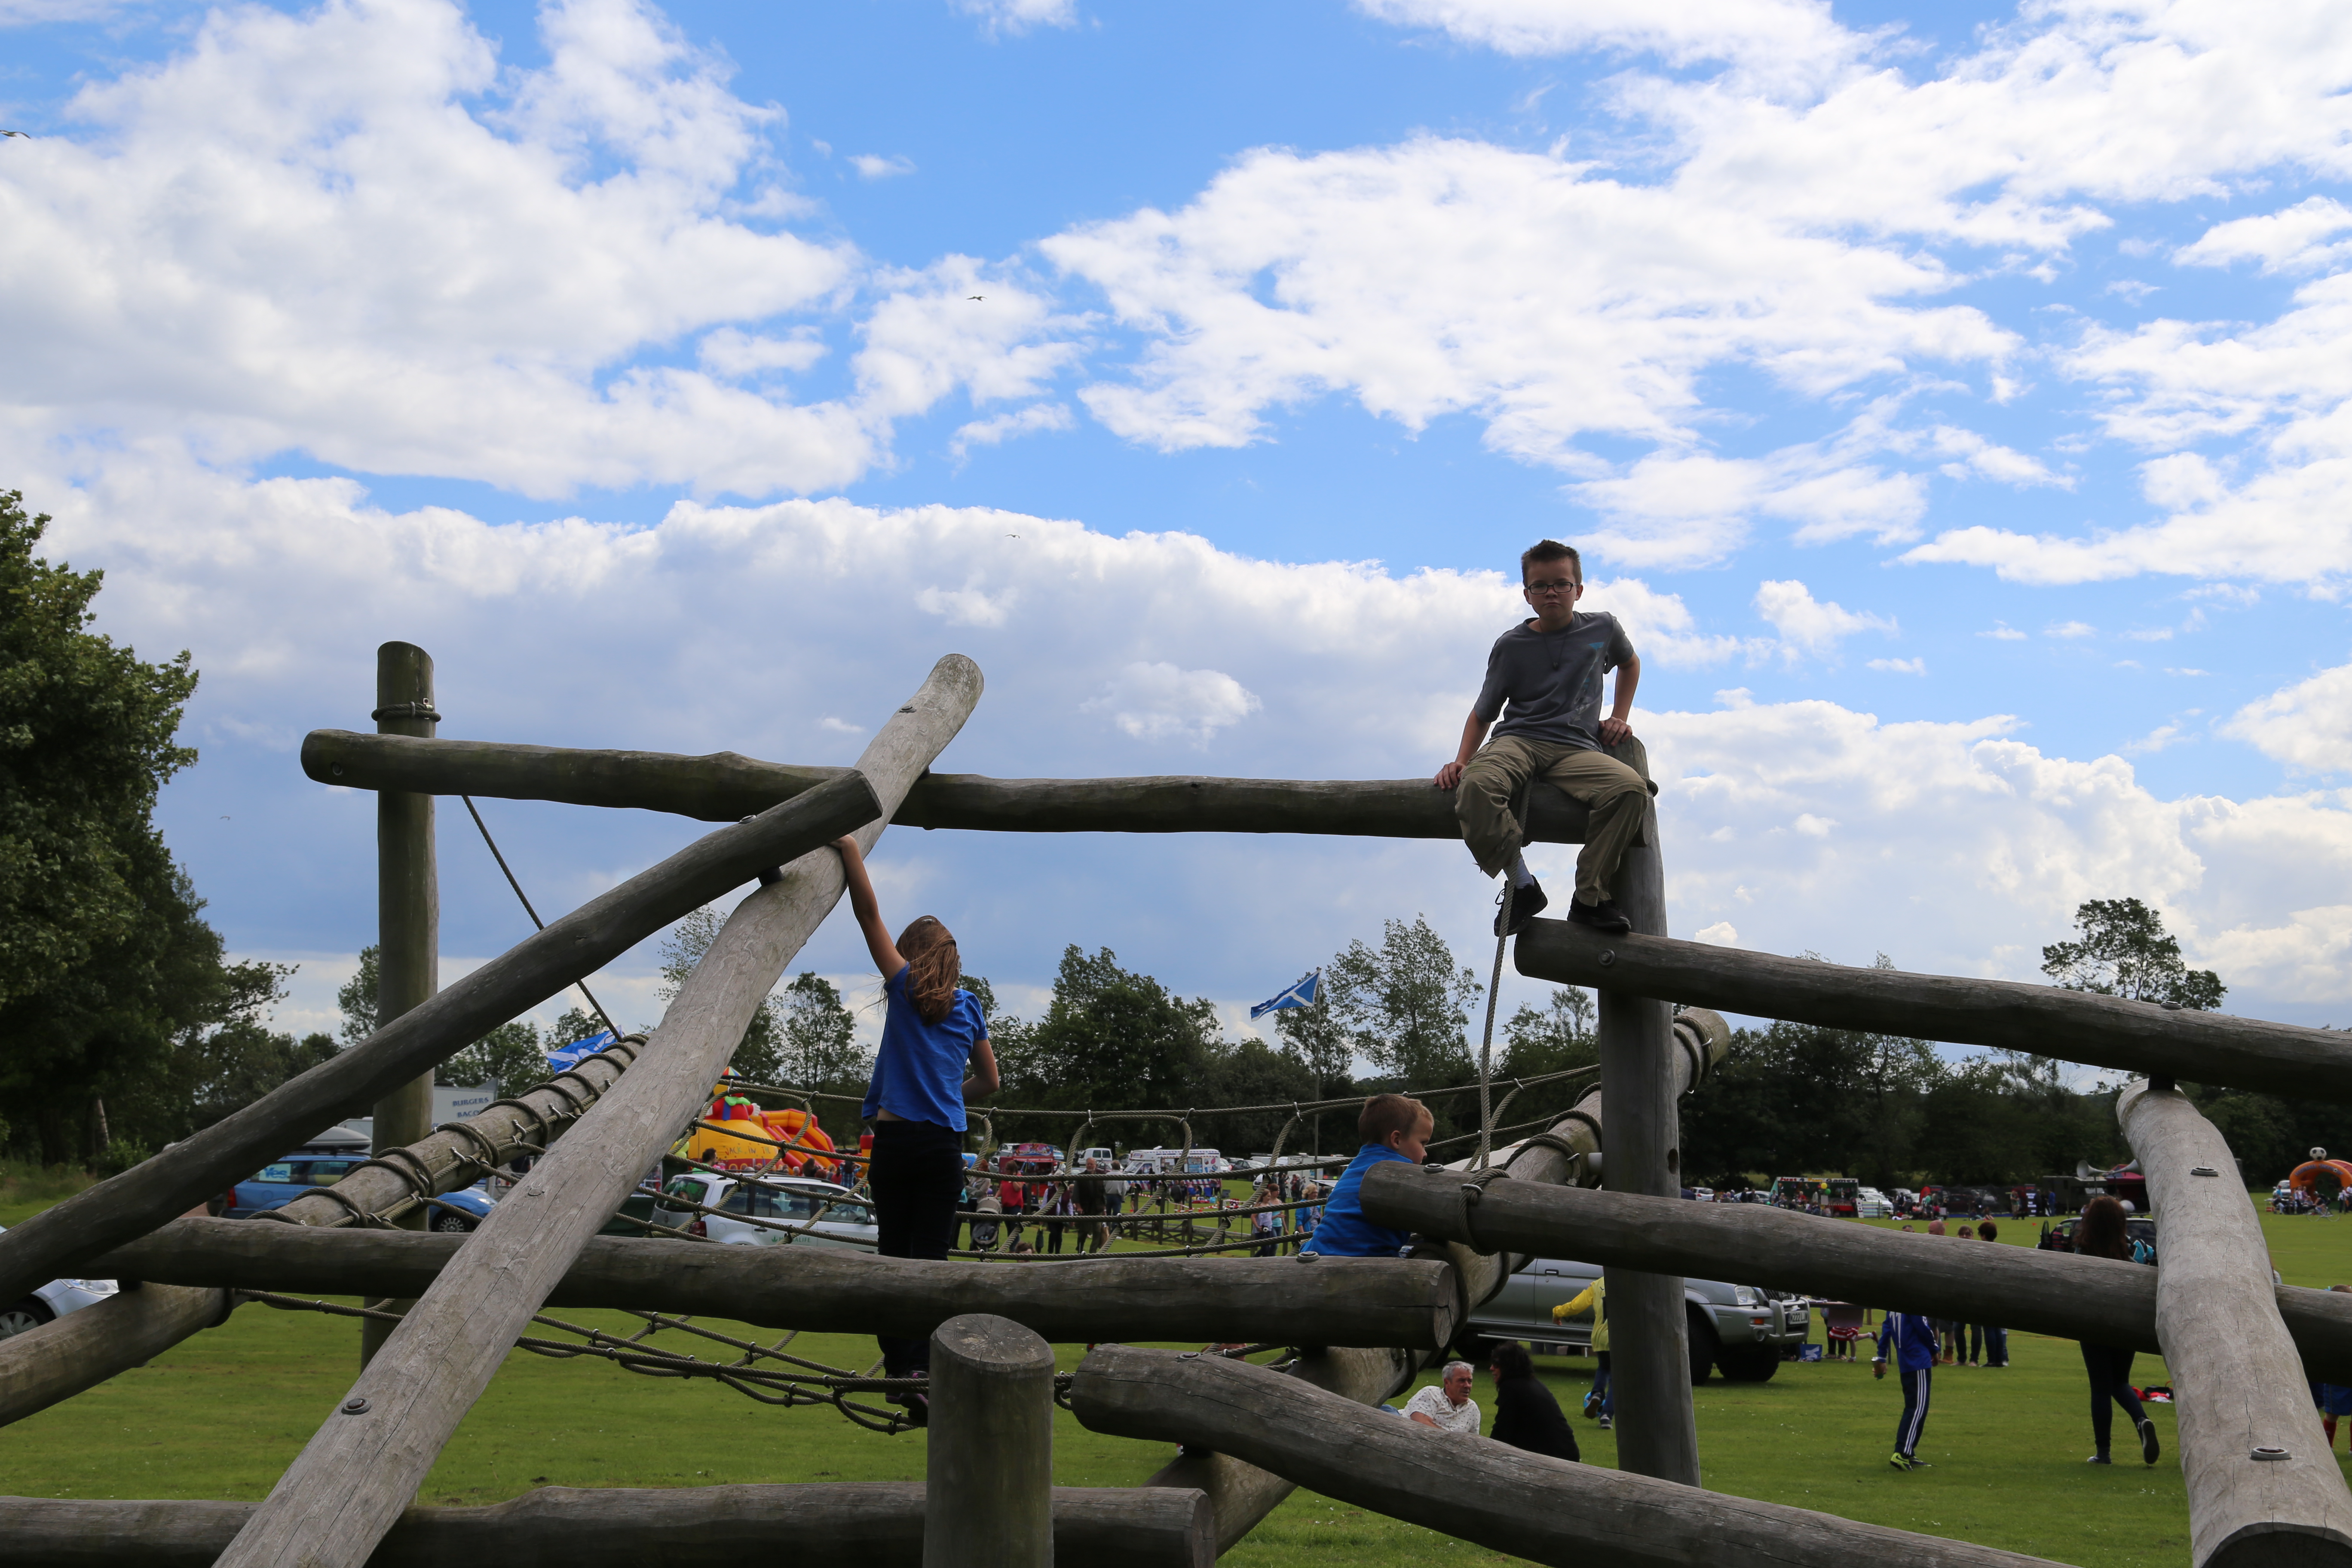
[897,916,961,1025]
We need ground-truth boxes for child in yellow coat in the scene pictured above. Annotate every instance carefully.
[1553,1275,1610,1429]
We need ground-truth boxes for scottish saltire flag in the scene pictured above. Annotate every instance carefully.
[1250,970,1320,1020]
[546,1031,615,1072]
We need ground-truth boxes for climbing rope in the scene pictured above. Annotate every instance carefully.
[459,792,625,1042]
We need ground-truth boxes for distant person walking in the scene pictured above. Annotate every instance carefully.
[2073,1195,2160,1465]
[1552,1274,1612,1430]
[1873,1309,1938,1471]
[1971,1221,2009,1367]
[1487,1341,1579,1461]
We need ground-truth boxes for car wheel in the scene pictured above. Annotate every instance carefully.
[1717,1346,1782,1383]
[0,1298,55,1340]
[1687,1308,1718,1385]
[1452,1330,1496,1364]
[429,1210,475,1234]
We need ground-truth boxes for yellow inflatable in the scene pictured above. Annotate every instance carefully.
[677,1087,843,1181]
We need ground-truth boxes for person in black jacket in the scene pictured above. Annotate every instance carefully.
[1486,1341,1580,1462]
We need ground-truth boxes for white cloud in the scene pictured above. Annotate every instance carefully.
[1692,921,1740,945]
[1752,579,1896,662]
[699,327,829,377]
[2176,197,2352,275]
[1979,623,2027,640]
[951,0,1077,37]
[2045,621,2096,639]
[1868,657,1926,675]
[949,402,1075,461]
[850,153,916,180]
[2226,659,2352,773]
[1356,0,1864,90]
[1082,662,1262,746]
[2123,723,2186,756]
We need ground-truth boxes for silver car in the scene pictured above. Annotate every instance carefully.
[1463,1256,1810,1384]
[652,1173,878,1251]
[0,1223,119,1339]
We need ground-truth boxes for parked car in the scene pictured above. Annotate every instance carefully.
[219,1152,377,1219]
[1072,1147,1115,1167]
[1460,1256,1811,1384]
[1854,1186,1892,1218]
[0,1223,117,1340]
[418,1182,497,1233]
[651,1172,878,1250]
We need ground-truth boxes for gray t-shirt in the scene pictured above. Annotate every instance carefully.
[1473,612,1635,750]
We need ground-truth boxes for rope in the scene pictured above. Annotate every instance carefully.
[459,793,624,1041]
[1474,783,1535,1171]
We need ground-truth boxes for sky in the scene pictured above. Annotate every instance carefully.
[6,0,2352,1069]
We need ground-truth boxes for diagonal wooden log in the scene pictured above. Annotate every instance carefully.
[90,1218,1458,1349]
[299,730,1607,842]
[210,656,981,1568]
[1517,918,2352,1100]
[2118,1083,2352,1568]
[0,1483,1214,1568]
[1073,1345,2070,1568]
[1357,1164,2352,1384]
[0,1282,232,1430]
[0,772,881,1309]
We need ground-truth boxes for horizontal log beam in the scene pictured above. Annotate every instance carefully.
[90,1218,1457,1348]
[1072,1344,2067,1568]
[0,770,881,1308]
[1515,919,2352,1100]
[300,729,1602,843]
[1359,1163,2352,1384]
[0,1483,1213,1568]
[0,1283,231,1429]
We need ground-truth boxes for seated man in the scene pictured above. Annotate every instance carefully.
[1403,1362,1481,1434]
[1300,1093,1432,1257]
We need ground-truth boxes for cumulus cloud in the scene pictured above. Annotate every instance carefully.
[1868,657,1926,675]
[1753,579,1896,662]
[1082,662,1262,746]
[1357,0,1864,89]
[850,153,916,180]
[2176,197,2352,275]
[2226,659,2352,773]
[952,0,1077,37]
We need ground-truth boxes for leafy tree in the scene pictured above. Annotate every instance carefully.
[1324,915,1481,1088]
[337,945,380,1044]
[998,946,1219,1144]
[442,1020,547,1091]
[1271,983,1355,1097]
[2041,897,2225,1010]
[778,971,870,1096]
[658,904,784,1080]
[1498,986,1598,1126]
[0,494,251,1164]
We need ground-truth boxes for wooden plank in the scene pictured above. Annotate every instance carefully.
[1360,1162,2352,1386]
[1516,919,2352,1100]
[925,1315,1055,1567]
[0,1484,1213,1568]
[366,640,439,1367]
[1073,1345,2071,1568]
[0,769,880,1308]
[89,1218,1458,1349]
[0,1284,231,1429]
[211,657,980,1568]
[298,729,1602,843]
[1593,815,1698,1486]
[2117,1083,2352,1568]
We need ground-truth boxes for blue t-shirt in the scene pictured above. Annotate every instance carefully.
[862,966,987,1130]
[1304,1143,1415,1257]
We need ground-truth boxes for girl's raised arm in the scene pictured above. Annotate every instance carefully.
[832,836,903,977]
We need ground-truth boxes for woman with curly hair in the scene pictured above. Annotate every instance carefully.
[2073,1195,2160,1465]
[835,836,1000,1425]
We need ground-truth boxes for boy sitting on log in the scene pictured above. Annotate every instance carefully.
[1433,539,1651,937]
[1301,1093,1431,1258]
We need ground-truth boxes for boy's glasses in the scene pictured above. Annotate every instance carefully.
[1525,578,1580,594]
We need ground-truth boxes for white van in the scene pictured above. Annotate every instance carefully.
[1124,1147,1223,1175]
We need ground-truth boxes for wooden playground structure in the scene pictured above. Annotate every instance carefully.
[4,645,2352,1565]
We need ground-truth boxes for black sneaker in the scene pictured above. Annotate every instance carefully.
[1566,897,1632,934]
[2139,1418,2160,1465]
[1494,879,1547,936]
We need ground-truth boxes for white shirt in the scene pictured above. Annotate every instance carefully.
[1403,1384,1480,1434]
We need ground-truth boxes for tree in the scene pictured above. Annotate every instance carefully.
[1497,985,1598,1127]
[1324,915,1481,1088]
[0,493,251,1164]
[441,1020,547,1091]
[658,904,784,1080]
[337,945,380,1044]
[2041,897,2225,1011]
[777,971,869,1096]
[1011,946,1218,1125]
[1272,983,1355,1097]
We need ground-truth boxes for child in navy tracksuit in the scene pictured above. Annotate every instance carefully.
[1873,1311,1938,1470]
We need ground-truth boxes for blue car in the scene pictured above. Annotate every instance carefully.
[221,1154,496,1233]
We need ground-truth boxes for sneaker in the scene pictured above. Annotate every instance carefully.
[1888,1452,1910,1471]
[902,1390,930,1428]
[1494,879,1548,937]
[1566,897,1632,934]
[1582,1391,1600,1419]
[1597,1416,1612,1430]
[2086,1453,2111,1465]
[2139,1418,2161,1465]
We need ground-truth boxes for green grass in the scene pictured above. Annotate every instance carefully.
[0,1161,97,1229]
[8,1197,2352,1565]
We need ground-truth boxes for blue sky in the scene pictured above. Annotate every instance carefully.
[6,0,2352,1058]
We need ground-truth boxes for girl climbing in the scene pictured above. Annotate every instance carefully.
[833,835,999,1425]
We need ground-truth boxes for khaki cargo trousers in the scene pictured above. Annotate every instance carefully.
[1454,734,1654,906]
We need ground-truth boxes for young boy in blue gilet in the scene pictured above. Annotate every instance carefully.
[1874,1310,1939,1471]
[1301,1093,1431,1257]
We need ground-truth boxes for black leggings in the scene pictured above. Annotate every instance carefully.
[2081,1341,2147,1452]
[869,1120,967,1379]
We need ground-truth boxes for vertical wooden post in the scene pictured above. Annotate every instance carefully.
[925,1313,1055,1567]
[1596,807,1701,1486]
[364,641,437,1367]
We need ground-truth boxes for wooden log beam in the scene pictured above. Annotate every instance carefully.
[213,658,980,1568]
[299,729,1602,843]
[1359,1163,2352,1385]
[925,1315,1054,1567]
[1072,1345,2068,1568]
[0,772,882,1309]
[2117,1083,2352,1568]
[0,1483,1214,1568]
[0,1283,232,1429]
[1516,919,2352,1100]
[89,1218,1458,1349]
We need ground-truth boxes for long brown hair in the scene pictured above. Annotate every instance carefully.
[897,916,961,1025]
[2074,1194,2132,1260]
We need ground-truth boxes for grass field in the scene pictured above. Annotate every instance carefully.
[7,1186,2352,1565]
